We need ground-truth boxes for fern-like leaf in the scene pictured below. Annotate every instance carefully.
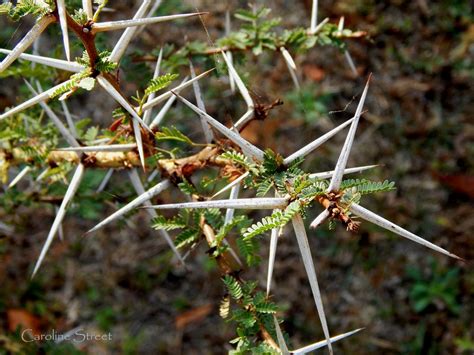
[174,228,200,249]
[145,73,179,96]
[155,126,194,145]
[223,275,243,300]
[152,215,186,231]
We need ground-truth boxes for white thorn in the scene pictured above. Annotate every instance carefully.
[127,170,184,264]
[224,184,240,225]
[173,93,264,161]
[32,163,85,277]
[350,203,462,260]
[211,172,249,199]
[0,79,74,121]
[149,77,187,129]
[344,50,358,76]
[284,117,354,165]
[221,51,254,109]
[92,13,204,33]
[0,49,84,72]
[82,0,93,19]
[141,69,213,112]
[292,328,364,354]
[57,143,137,152]
[267,191,282,295]
[133,119,146,169]
[280,47,296,70]
[310,0,318,33]
[273,316,290,355]
[147,197,288,210]
[109,0,153,62]
[309,209,330,229]
[328,75,371,192]
[96,169,114,192]
[143,47,163,124]
[87,179,171,234]
[60,100,78,137]
[190,61,214,143]
[24,81,80,147]
[338,16,345,33]
[309,165,379,179]
[233,109,254,132]
[56,206,64,241]
[97,75,152,133]
[8,166,31,189]
[292,214,333,355]
[56,0,70,61]
[0,16,54,73]
[312,17,329,34]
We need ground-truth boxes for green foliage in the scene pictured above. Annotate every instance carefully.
[155,126,194,145]
[407,260,461,314]
[3,0,52,21]
[174,228,200,248]
[341,179,396,195]
[49,68,94,100]
[152,215,187,231]
[243,200,302,240]
[223,275,243,300]
[220,150,259,174]
[144,73,179,96]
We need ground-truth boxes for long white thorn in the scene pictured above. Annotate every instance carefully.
[221,51,254,109]
[57,0,70,61]
[173,93,264,161]
[344,50,358,76]
[25,81,79,147]
[233,109,254,132]
[147,198,288,210]
[309,165,378,180]
[211,172,249,199]
[190,62,214,143]
[292,328,364,354]
[273,316,290,355]
[109,0,153,62]
[328,75,371,192]
[57,143,137,152]
[8,166,31,189]
[0,16,54,73]
[60,100,78,137]
[97,75,152,133]
[149,77,187,129]
[267,191,282,295]
[281,47,300,90]
[0,79,73,121]
[350,203,462,260]
[128,170,184,264]
[312,17,329,34]
[225,11,236,93]
[32,163,85,278]
[309,209,330,229]
[97,169,114,192]
[310,0,318,33]
[133,118,146,169]
[143,48,163,124]
[292,214,332,355]
[92,13,205,33]
[0,49,84,72]
[87,179,171,234]
[284,118,354,165]
[224,184,240,225]
[142,69,213,112]
[82,0,93,19]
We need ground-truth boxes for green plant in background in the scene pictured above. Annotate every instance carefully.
[407,259,461,315]
[0,0,464,353]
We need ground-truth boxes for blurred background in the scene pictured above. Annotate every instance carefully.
[0,0,472,353]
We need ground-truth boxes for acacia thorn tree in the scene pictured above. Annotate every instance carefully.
[0,0,462,353]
